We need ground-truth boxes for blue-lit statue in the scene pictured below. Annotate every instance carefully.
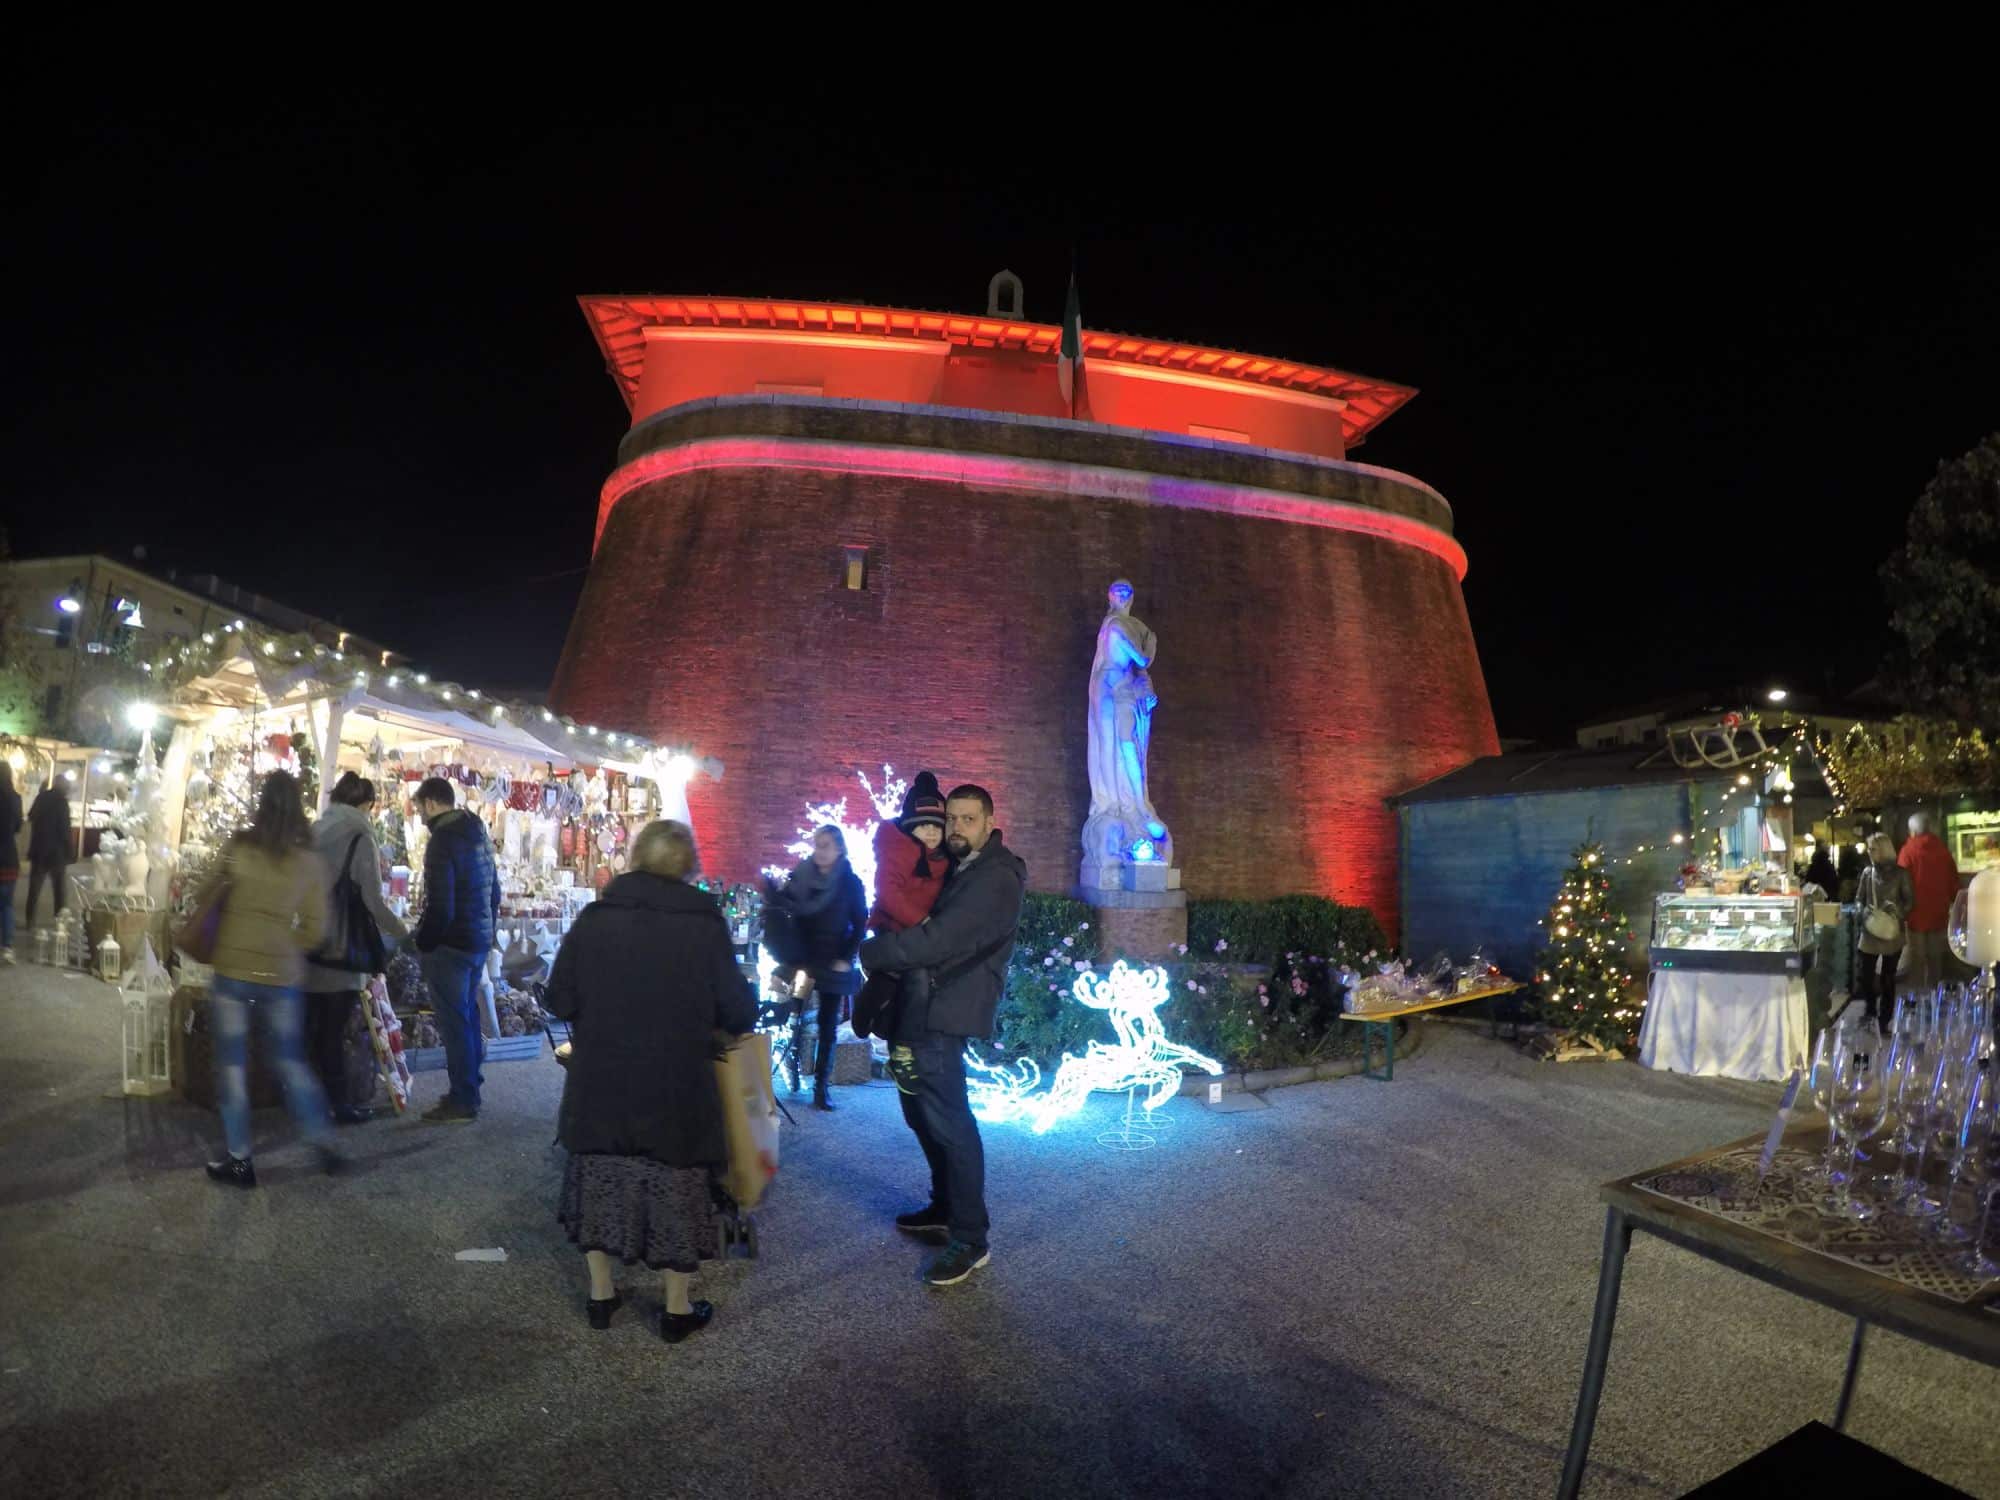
[1083,579,1171,883]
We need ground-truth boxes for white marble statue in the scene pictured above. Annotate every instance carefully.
[1082,579,1171,882]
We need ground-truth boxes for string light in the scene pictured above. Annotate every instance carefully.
[967,962,1222,1130]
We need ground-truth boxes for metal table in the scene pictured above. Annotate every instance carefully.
[1558,1121,2000,1497]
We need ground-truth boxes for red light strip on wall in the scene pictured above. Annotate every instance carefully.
[596,438,1469,579]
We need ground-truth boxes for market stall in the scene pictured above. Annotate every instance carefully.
[124,627,717,1107]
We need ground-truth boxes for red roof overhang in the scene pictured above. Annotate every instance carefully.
[578,294,1418,447]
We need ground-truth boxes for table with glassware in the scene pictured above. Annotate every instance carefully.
[1559,991,2000,1499]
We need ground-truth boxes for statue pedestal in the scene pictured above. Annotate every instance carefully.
[1079,879,1188,962]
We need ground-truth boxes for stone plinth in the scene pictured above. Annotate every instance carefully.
[1082,885,1188,962]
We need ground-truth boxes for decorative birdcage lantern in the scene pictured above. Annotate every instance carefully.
[33,927,53,965]
[97,933,124,983]
[119,938,175,1097]
[60,912,88,970]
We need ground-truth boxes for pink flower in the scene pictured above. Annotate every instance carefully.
[1043,956,1055,967]
[1292,976,1307,996]
[1074,959,1089,971]
[1214,938,1229,953]
[1080,922,1090,930]
[1048,983,1058,992]
[1062,936,1075,948]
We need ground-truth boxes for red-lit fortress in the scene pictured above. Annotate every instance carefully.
[550,284,1499,939]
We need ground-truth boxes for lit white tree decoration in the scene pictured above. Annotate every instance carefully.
[767,764,908,913]
[967,961,1222,1132]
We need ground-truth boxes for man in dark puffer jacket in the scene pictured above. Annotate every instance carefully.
[859,783,1026,1288]
[413,776,500,1123]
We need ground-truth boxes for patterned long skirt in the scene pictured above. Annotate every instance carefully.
[557,1153,718,1272]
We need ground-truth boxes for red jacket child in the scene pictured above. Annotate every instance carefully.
[870,772,950,932]
[854,772,949,1039]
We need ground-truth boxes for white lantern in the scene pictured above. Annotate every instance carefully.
[97,933,123,983]
[119,939,175,1097]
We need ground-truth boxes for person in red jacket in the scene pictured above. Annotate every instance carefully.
[1897,810,1960,993]
[852,772,950,1039]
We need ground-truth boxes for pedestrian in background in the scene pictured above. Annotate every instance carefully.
[768,825,868,1111]
[0,762,21,963]
[412,776,500,1124]
[25,774,71,928]
[547,819,756,1342]
[303,772,408,1123]
[196,771,339,1188]
[1898,810,1959,994]
[1854,832,1915,1024]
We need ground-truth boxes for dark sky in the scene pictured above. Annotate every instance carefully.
[10,107,1998,740]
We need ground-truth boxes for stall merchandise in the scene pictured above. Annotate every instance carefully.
[1640,891,1814,1081]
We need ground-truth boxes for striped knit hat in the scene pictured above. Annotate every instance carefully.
[898,770,947,832]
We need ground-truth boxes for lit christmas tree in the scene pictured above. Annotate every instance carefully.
[1532,841,1641,1051]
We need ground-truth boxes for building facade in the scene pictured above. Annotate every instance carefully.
[550,292,1500,937]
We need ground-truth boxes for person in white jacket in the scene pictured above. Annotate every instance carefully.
[303,773,410,1122]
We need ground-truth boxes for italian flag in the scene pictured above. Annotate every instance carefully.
[1057,273,1083,414]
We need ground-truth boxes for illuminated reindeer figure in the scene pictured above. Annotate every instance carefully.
[966,961,1222,1133]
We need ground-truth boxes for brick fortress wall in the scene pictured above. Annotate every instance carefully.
[550,401,1500,943]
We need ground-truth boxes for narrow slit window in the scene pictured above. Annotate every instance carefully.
[843,545,868,591]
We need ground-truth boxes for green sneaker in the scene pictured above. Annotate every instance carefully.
[923,1240,990,1286]
[889,1045,920,1095]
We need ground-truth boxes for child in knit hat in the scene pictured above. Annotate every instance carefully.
[853,771,950,1040]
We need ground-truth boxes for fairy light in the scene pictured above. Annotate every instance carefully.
[967,962,1222,1130]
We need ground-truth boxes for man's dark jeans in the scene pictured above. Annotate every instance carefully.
[897,1032,988,1252]
[420,946,485,1112]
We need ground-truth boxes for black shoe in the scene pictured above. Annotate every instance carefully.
[421,1099,478,1124]
[587,1294,622,1331]
[813,1092,837,1112]
[923,1240,990,1287]
[895,1205,948,1234]
[316,1145,345,1177]
[660,1301,714,1344]
[205,1156,257,1189]
[333,1106,374,1126]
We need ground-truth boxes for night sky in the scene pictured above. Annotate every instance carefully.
[11,110,1998,740]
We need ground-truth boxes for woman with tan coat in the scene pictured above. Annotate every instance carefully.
[197,771,339,1188]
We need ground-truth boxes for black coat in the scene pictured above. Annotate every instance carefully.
[777,858,868,996]
[27,787,69,865]
[546,872,757,1168]
[0,787,20,875]
[859,832,1027,1039]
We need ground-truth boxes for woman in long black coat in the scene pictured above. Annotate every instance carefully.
[547,819,755,1343]
[770,824,869,1110]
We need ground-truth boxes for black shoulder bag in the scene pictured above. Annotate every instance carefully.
[312,833,389,974]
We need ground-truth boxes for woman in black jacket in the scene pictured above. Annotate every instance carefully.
[771,825,868,1111]
[0,762,21,963]
[547,819,756,1343]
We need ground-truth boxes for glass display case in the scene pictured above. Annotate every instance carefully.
[1649,893,1814,976]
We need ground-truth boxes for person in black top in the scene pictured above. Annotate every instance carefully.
[770,825,868,1111]
[25,776,72,927]
[859,784,1027,1288]
[0,762,21,962]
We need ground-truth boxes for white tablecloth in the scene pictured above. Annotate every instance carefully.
[1638,969,1808,1082]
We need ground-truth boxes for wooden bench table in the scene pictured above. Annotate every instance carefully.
[1336,981,1524,1081]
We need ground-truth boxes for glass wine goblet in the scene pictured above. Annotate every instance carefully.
[1950,1059,1999,1276]
[1804,1027,1842,1189]
[1825,1046,1888,1222]
[1891,1034,1943,1217]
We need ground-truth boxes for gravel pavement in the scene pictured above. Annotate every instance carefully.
[1,960,1994,1498]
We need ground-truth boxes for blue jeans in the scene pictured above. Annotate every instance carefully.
[897,1033,989,1252]
[421,946,485,1111]
[0,879,14,949]
[210,976,330,1160]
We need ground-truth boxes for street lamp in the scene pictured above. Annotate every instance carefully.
[126,703,158,732]
[1767,687,1788,703]
[55,589,82,615]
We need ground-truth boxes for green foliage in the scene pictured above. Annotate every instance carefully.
[1185,895,1389,964]
[1532,841,1642,1047]
[989,894,1386,1072]
[1882,432,2000,730]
